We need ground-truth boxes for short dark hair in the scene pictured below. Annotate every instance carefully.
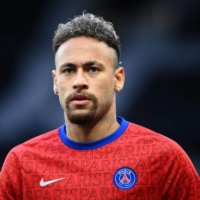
[53,12,121,65]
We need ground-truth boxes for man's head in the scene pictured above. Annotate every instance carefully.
[53,12,121,68]
[52,13,124,126]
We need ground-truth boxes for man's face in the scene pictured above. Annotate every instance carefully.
[52,36,124,125]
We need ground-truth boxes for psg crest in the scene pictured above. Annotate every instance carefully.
[113,167,137,190]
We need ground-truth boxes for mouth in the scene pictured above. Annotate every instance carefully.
[71,93,90,105]
[71,93,89,101]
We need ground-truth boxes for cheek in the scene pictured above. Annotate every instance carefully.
[57,80,71,108]
[97,74,115,90]
[58,78,72,94]
[97,79,115,99]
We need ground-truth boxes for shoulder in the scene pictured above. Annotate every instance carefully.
[126,121,200,176]
[126,121,188,156]
[126,121,171,140]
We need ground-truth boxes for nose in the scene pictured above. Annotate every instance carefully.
[72,70,89,90]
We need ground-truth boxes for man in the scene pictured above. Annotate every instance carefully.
[0,13,199,200]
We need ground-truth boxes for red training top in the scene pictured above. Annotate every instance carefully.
[0,117,200,199]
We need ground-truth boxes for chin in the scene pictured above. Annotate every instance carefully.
[67,111,96,125]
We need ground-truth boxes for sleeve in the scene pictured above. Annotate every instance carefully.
[161,142,200,199]
[0,148,23,200]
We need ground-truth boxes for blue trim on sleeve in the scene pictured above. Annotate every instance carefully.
[58,117,129,150]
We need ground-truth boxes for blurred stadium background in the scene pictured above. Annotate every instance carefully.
[0,0,199,173]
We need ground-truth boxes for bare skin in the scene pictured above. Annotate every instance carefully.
[52,36,125,143]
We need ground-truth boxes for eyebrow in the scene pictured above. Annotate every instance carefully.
[59,61,103,69]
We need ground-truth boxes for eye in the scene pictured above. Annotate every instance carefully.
[88,67,99,73]
[63,68,74,74]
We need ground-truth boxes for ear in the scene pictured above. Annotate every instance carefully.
[52,70,58,95]
[114,67,125,92]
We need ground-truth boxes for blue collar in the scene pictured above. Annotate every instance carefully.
[58,117,129,150]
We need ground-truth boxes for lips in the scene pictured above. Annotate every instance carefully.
[71,93,89,101]
[70,93,91,106]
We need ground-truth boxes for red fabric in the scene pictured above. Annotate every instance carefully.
[1,122,200,199]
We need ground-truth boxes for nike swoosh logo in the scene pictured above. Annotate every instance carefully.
[40,177,65,187]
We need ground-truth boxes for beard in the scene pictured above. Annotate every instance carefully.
[65,91,98,125]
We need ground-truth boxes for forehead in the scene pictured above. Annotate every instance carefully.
[55,36,116,66]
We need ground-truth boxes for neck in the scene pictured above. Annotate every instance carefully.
[65,112,119,143]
